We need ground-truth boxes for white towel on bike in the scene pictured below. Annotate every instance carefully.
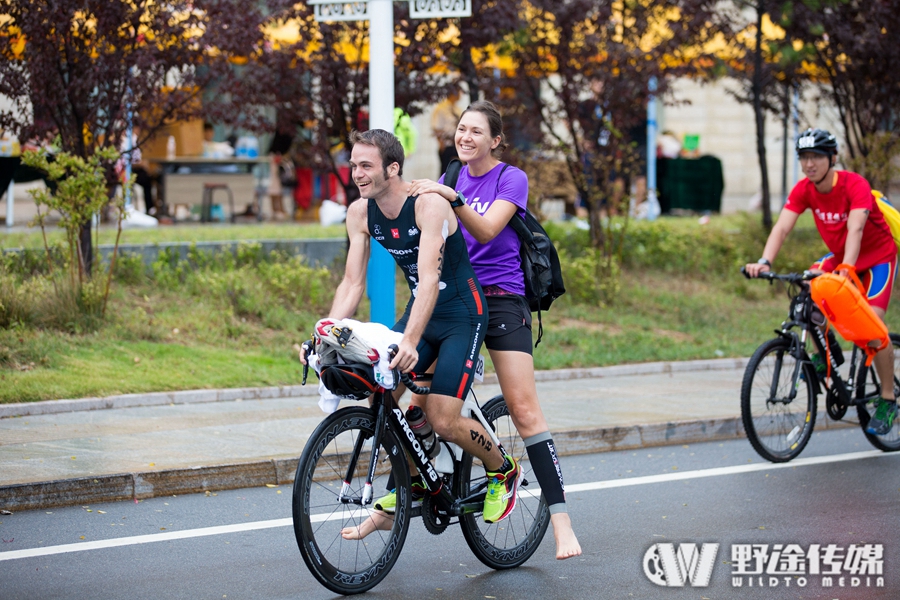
[311,318,403,413]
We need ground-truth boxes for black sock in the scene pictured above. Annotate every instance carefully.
[525,432,566,509]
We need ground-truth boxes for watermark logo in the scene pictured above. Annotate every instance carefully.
[643,543,719,587]
[730,543,884,589]
[642,543,886,590]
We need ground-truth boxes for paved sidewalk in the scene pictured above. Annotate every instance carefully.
[0,357,850,511]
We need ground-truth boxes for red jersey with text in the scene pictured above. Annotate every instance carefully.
[784,171,895,270]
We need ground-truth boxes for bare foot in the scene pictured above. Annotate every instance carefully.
[550,512,582,559]
[340,510,394,540]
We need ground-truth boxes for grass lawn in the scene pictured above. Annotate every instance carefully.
[4,263,877,404]
[1,212,883,403]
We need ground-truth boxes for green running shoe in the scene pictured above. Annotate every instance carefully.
[866,398,898,436]
[483,455,521,523]
[374,478,426,514]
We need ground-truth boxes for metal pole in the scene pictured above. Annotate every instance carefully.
[366,0,396,326]
[645,76,660,220]
[125,99,133,209]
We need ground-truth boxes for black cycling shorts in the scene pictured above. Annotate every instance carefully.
[393,307,487,399]
[484,295,533,355]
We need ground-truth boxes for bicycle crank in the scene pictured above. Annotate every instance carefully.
[421,495,451,535]
[825,387,848,420]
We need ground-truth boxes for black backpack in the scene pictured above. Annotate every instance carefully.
[444,160,565,347]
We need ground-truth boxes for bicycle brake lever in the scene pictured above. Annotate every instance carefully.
[300,340,314,385]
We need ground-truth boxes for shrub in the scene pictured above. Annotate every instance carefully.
[559,248,621,307]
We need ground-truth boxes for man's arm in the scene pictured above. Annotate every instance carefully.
[330,199,370,319]
[840,208,868,270]
[389,194,450,372]
[745,208,801,277]
[300,200,369,366]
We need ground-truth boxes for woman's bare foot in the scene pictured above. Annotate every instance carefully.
[550,512,582,559]
[340,510,394,540]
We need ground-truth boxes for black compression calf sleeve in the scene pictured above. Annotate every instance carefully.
[524,432,567,512]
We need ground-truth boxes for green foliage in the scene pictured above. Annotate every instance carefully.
[559,248,621,308]
[843,132,900,194]
[547,213,827,295]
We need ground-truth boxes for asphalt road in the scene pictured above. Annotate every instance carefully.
[2,427,898,600]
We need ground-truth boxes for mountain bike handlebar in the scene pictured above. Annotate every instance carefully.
[740,266,822,284]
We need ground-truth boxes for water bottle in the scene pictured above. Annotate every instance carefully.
[406,406,440,459]
[166,135,176,159]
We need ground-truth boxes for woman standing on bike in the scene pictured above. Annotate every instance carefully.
[407,101,582,559]
[744,128,897,436]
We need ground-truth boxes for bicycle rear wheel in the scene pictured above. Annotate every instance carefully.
[292,406,411,595]
[741,337,817,462]
[458,395,550,570]
[855,333,900,452]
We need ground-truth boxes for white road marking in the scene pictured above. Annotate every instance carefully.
[1,449,895,562]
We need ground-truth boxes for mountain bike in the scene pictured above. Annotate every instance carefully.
[291,345,549,595]
[740,269,900,462]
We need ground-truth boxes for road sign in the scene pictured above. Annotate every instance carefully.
[308,0,471,22]
[307,1,368,21]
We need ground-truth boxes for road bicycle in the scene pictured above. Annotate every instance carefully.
[291,345,549,595]
[740,269,900,462]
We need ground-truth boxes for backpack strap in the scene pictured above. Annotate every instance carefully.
[502,171,547,348]
[444,158,463,190]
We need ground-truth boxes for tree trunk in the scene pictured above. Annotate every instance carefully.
[80,221,93,277]
[754,2,772,230]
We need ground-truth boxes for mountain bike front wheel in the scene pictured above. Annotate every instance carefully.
[292,406,411,595]
[741,337,818,462]
[855,333,900,452]
[457,395,550,570]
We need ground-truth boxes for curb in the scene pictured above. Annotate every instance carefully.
[0,409,855,512]
[0,357,750,419]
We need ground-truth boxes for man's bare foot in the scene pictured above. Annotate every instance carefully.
[340,510,394,540]
[550,512,582,559]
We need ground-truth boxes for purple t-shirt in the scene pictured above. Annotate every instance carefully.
[441,163,529,295]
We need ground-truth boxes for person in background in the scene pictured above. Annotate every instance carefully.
[408,100,582,560]
[118,126,158,215]
[744,128,897,436]
[431,90,461,176]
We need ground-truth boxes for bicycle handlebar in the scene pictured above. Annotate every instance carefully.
[387,343,431,395]
[740,266,822,284]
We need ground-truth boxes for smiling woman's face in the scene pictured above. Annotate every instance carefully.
[455,110,498,164]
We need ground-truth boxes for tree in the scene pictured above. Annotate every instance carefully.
[716,1,812,229]
[0,0,294,273]
[270,2,523,203]
[495,0,723,250]
[771,0,900,188]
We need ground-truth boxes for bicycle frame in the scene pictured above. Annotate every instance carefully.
[774,279,868,408]
[337,385,504,518]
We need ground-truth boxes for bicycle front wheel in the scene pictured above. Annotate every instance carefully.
[458,395,550,570]
[292,406,411,595]
[741,337,817,462]
[855,333,900,452]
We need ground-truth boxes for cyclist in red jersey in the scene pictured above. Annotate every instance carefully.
[744,128,897,435]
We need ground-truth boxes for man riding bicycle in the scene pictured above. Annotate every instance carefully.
[300,129,520,531]
[744,128,897,435]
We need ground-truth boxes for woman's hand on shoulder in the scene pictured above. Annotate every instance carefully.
[407,178,455,202]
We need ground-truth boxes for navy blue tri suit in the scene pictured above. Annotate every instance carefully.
[368,196,487,399]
